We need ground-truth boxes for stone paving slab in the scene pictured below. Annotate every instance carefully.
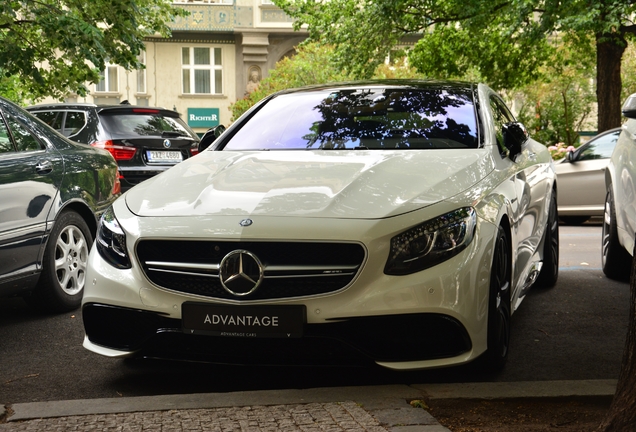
[0,401,447,432]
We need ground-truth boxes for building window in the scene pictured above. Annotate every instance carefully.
[182,47,223,95]
[96,64,118,92]
[137,52,146,94]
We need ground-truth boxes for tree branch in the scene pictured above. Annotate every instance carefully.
[0,20,35,30]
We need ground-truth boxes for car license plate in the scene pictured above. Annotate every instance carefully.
[182,303,305,338]
[146,150,182,163]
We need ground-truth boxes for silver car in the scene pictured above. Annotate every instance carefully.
[556,127,621,225]
[602,95,636,281]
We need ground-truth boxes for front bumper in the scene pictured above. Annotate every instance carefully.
[83,302,471,366]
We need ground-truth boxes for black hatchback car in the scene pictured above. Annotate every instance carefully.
[0,96,120,313]
[27,103,200,191]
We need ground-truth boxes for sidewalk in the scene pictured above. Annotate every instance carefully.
[0,380,617,431]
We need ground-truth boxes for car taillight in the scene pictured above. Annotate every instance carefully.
[190,148,199,156]
[91,140,136,161]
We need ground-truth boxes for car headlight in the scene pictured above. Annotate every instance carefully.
[96,206,131,269]
[384,207,476,275]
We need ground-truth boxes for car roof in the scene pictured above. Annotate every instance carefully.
[26,102,169,111]
[26,103,180,117]
[270,79,478,96]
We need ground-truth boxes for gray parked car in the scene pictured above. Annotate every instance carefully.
[555,127,621,225]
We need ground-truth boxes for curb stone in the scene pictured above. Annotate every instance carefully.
[1,380,618,431]
[2,384,451,431]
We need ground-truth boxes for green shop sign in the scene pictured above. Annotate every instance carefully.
[187,108,220,128]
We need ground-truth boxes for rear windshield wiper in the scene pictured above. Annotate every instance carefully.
[161,131,188,138]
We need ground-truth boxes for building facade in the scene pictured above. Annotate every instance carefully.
[57,0,307,136]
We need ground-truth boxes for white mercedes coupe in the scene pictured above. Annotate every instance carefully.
[82,81,558,371]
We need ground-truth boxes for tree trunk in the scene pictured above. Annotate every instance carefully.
[597,245,636,431]
[596,33,626,133]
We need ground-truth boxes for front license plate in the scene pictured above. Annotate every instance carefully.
[146,150,183,163]
[182,303,306,338]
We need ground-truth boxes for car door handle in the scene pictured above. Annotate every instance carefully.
[35,160,53,174]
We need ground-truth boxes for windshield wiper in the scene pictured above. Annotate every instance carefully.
[161,131,188,138]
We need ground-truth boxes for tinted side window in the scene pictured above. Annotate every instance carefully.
[578,131,619,161]
[0,115,14,153]
[489,96,514,152]
[63,111,87,137]
[32,111,63,133]
[5,112,45,152]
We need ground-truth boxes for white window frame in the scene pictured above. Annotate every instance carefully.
[181,47,223,95]
[95,64,119,93]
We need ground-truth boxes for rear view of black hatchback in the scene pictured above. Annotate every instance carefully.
[27,103,200,191]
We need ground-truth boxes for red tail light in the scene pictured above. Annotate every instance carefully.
[92,140,136,161]
[190,148,199,156]
[132,108,160,114]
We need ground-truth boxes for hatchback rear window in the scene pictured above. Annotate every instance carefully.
[224,87,479,151]
[99,112,196,139]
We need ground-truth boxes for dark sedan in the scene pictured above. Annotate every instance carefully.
[0,96,120,313]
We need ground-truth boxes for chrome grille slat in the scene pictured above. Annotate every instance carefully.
[136,240,366,301]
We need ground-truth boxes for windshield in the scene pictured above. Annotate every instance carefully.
[224,87,479,150]
[100,113,196,139]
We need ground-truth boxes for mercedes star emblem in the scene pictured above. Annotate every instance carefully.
[219,250,264,296]
[239,219,253,227]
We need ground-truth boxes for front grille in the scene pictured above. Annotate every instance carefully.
[136,240,366,300]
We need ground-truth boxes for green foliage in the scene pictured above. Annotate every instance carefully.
[621,44,636,103]
[0,0,186,101]
[230,43,423,121]
[275,0,636,129]
[515,41,596,148]
[0,73,37,105]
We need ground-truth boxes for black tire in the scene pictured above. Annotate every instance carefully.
[535,190,559,288]
[559,216,589,225]
[602,188,631,281]
[26,210,92,313]
[483,225,512,372]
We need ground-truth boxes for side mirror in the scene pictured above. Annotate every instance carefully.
[198,125,226,152]
[566,150,575,162]
[622,93,636,119]
[502,122,528,159]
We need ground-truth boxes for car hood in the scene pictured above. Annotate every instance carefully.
[126,149,493,219]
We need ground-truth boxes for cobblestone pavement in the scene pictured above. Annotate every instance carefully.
[0,402,391,432]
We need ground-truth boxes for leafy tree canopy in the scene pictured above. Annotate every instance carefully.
[230,42,423,121]
[276,0,636,131]
[0,0,186,102]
